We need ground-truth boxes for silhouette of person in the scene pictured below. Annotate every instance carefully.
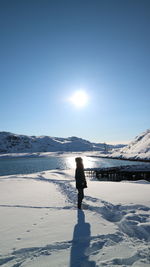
[75,157,87,209]
[70,210,96,267]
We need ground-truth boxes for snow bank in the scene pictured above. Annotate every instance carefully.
[0,170,150,266]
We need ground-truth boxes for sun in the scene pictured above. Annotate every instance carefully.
[69,90,89,108]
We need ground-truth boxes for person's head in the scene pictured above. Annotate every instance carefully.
[75,157,84,169]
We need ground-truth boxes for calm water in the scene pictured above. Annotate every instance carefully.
[0,155,149,176]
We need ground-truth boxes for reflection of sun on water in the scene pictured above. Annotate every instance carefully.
[66,156,95,169]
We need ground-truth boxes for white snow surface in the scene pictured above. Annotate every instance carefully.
[111,129,150,161]
[0,132,123,154]
[0,132,103,153]
[0,169,150,267]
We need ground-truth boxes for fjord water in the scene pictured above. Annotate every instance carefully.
[0,155,149,176]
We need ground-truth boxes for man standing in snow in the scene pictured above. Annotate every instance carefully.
[75,157,87,209]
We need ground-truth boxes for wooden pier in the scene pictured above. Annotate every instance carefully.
[85,166,150,182]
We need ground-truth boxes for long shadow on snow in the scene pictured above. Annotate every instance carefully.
[70,210,97,267]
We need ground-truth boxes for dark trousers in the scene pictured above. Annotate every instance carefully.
[77,188,84,208]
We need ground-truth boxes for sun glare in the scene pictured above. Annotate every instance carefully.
[70,90,89,108]
[66,156,95,168]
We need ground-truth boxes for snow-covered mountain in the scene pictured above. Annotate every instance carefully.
[0,132,119,153]
[111,129,150,160]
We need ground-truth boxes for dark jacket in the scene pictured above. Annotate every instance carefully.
[75,168,87,189]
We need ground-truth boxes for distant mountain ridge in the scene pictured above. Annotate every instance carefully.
[111,129,150,160]
[0,132,123,153]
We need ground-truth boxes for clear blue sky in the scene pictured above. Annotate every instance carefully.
[0,0,150,144]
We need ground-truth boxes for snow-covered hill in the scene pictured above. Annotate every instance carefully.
[111,129,150,160]
[0,132,118,153]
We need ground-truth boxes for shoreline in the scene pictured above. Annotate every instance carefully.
[98,155,150,163]
[0,151,150,163]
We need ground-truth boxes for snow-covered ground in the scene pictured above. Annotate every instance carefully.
[0,169,150,267]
